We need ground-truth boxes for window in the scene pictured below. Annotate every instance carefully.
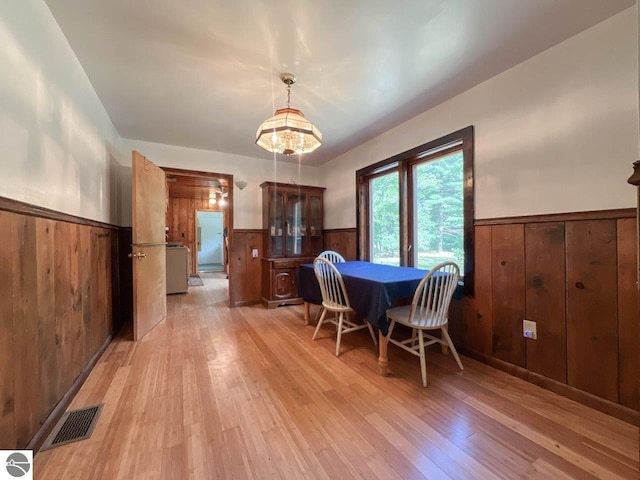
[411,150,464,269]
[357,126,474,292]
[370,170,400,265]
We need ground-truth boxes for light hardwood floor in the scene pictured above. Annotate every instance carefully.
[35,272,639,479]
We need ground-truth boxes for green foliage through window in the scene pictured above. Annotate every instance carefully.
[413,152,464,269]
[370,172,400,266]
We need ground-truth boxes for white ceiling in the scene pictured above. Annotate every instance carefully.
[44,0,634,166]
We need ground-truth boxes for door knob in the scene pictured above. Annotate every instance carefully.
[128,252,147,260]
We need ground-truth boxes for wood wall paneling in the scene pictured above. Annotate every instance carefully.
[491,224,526,367]
[0,200,127,450]
[13,215,40,447]
[72,224,86,388]
[36,219,57,424]
[524,222,567,383]
[462,225,492,356]
[0,211,16,449]
[566,220,619,403]
[323,229,357,260]
[229,230,263,306]
[616,218,639,410]
[54,221,74,401]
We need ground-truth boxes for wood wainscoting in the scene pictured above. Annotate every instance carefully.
[323,228,357,260]
[328,212,639,423]
[455,209,639,423]
[229,229,263,306]
[0,197,132,451]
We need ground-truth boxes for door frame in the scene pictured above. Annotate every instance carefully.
[196,209,225,271]
[162,167,234,305]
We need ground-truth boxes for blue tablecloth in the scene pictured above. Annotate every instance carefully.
[296,261,429,336]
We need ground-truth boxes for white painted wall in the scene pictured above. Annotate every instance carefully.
[0,0,124,224]
[320,8,640,228]
[197,211,223,266]
[121,139,319,228]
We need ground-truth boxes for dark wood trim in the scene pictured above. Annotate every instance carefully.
[355,126,474,294]
[28,333,113,454]
[475,208,636,226]
[462,349,639,426]
[259,181,326,192]
[461,128,475,296]
[163,167,229,181]
[233,229,265,234]
[356,175,368,261]
[355,127,473,178]
[399,160,410,267]
[0,196,120,230]
[323,227,357,234]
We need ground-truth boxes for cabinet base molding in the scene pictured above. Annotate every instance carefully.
[261,296,304,309]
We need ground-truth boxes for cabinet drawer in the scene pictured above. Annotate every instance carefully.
[273,260,294,269]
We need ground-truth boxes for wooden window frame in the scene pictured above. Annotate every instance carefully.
[356,126,475,295]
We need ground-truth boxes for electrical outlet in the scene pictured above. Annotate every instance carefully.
[523,319,537,340]
[252,248,259,258]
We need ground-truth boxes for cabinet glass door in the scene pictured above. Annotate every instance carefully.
[286,193,306,256]
[309,194,322,254]
[269,191,284,256]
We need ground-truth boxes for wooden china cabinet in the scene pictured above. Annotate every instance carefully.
[260,182,325,308]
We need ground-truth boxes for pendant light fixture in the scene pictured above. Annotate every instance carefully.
[255,73,322,155]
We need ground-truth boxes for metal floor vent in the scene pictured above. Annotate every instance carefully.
[41,404,104,451]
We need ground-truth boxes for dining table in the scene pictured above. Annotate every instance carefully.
[296,260,431,376]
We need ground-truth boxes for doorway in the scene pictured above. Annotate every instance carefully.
[197,211,224,272]
[162,167,233,305]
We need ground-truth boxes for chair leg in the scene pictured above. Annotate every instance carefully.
[441,327,464,371]
[367,322,377,345]
[336,312,344,357]
[412,328,418,347]
[312,309,328,340]
[314,306,324,322]
[387,318,397,338]
[418,330,427,387]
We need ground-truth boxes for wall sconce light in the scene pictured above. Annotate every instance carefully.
[234,180,248,190]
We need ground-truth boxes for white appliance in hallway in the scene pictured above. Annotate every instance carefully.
[166,245,189,294]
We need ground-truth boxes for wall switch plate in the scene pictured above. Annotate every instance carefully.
[252,248,259,258]
[523,319,537,340]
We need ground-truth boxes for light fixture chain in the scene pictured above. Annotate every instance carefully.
[286,84,291,108]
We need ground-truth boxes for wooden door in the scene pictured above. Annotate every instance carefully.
[131,151,167,340]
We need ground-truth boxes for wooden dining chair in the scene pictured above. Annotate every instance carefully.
[386,262,463,387]
[314,250,346,320]
[318,250,345,263]
[312,257,377,357]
